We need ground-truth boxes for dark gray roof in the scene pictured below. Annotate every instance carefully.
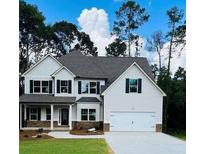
[76,97,101,102]
[58,50,154,93]
[19,94,76,104]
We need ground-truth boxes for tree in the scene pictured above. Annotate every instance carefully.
[112,0,149,56]
[174,21,186,49]
[19,0,46,73]
[147,31,165,74]
[166,7,184,76]
[105,38,127,57]
[45,21,98,57]
[76,32,98,56]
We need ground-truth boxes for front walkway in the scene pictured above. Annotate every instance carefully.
[104,132,186,154]
[48,131,105,139]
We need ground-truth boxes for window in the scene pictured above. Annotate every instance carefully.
[42,81,49,93]
[34,81,41,93]
[81,109,96,121]
[81,109,88,121]
[129,79,138,93]
[90,82,97,94]
[81,81,89,94]
[33,80,50,93]
[30,108,38,120]
[61,80,68,93]
[89,109,96,121]
[80,81,98,94]
[46,108,51,120]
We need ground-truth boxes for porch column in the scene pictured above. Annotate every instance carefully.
[24,104,27,121]
[69,105,72,130]
[51,104,54,130]
[20,104,22,129]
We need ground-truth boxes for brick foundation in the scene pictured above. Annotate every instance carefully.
[25,121,66,127]
[72,121,103,130]
[156,124,162,132]
[103,123,110,132]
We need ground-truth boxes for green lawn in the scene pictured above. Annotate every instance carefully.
[20,139,111,154]
[169,131,186,140]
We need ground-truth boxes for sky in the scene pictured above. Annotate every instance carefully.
[26,0,186,37]
[25,0,186,73]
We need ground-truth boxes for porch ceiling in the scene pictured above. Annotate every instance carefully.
[19,94,76,104]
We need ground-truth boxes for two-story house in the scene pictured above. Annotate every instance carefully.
[19,50,166,132]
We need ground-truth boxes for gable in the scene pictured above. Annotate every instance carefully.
[53,67,75,80]
[23,55,62,77]
[102,62,166,96]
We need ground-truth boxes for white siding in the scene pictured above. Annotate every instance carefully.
[54,68,75,96]
[24,56,61,94]
[103,64,163,125]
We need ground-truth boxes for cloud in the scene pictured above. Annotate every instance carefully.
[77,7,115,56]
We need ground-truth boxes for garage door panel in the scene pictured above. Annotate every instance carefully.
[110,112,156,131]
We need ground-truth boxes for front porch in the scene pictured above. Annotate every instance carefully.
[19,94,76,130]
[19,104,73,130]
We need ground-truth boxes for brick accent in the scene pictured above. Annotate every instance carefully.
[103,123,110,132]
[25,121,64,127]
[72,121,103,130]
[156,124,162,132]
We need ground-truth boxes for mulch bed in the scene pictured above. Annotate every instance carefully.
[70,129,104,135]
[19,130,53,140]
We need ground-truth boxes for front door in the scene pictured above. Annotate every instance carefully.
[61,109,69,125]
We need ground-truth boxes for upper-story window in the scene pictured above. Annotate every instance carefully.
[129,79,138,92]
[61,80,68,93]
[79,81,100,94]
[30,80,52,94]
[125,78,142,93]
[57,80,72,94]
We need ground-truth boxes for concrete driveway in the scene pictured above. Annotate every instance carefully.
[105,132,185,154]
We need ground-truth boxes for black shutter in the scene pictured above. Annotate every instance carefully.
[68,80,72,93]
[125,78,129,93]
[30,80,33,93]
[26,108,29,120]
[138,78,142,93]
[97,81,100,94]
[49,80,52,94]
[57,80,60,93]
[38,108,41,121]
[78,81,81,94]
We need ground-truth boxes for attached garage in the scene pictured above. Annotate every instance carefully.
[110,112,156,131]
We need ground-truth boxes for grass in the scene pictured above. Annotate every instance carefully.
[168,131,186,140]
[20,138,112,154]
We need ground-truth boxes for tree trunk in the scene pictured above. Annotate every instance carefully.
[158,52,162,74]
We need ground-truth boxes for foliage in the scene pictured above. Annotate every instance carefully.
[155,67,186,132]
[112,0,149,56]
[19,0,46,74]
[105,38,127,57]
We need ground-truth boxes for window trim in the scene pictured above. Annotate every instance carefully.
[33,80,50,94]
[81,108,96,121]
[30,108,38,121]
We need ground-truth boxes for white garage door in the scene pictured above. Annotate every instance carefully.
[110,112,156,131]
